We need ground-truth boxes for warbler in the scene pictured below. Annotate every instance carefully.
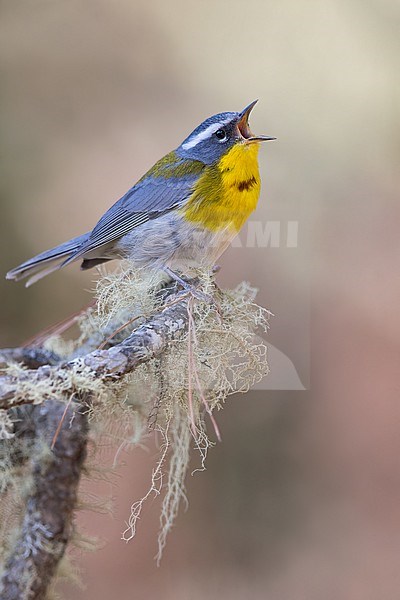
[6,100,275,289]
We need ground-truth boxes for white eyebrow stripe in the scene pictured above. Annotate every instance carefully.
[181,119,231,150]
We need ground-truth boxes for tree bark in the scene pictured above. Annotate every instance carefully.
[0,399,88,600]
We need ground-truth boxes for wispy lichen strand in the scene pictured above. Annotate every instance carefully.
[0,262,270,591]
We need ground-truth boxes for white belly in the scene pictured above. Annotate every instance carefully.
[112,212,237,273]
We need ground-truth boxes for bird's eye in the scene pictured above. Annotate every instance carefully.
[215,129,228,141]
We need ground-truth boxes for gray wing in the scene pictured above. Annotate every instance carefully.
[63,169,202,264]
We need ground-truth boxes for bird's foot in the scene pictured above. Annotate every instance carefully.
[162,266,221,315]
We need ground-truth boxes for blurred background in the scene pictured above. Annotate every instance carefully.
[1,0,400,598]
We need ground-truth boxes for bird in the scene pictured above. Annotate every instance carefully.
[6,100,275,292]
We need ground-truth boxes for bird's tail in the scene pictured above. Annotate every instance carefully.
[6,232,90,287]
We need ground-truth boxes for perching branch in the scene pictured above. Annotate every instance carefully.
[0,283,192,599]
[0,273,268,599]
[0,288,191,410]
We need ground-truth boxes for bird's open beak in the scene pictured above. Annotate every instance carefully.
[237,100,276,143]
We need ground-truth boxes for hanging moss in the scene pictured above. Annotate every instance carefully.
[0,261,270,576]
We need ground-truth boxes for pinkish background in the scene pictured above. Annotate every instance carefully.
[1,1,399,598]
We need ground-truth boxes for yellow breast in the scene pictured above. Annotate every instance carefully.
[182,143,261,232]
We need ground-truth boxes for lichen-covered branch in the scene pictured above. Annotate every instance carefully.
[0,284,191,599]
[0,290,190,410]
[0,398,88,600]
[0,271,269,599]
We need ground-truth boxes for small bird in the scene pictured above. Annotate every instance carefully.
[6,100,275,290]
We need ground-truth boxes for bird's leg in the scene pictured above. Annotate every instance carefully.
[162,266,216,305]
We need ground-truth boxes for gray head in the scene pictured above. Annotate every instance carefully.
[176,100,275,165]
